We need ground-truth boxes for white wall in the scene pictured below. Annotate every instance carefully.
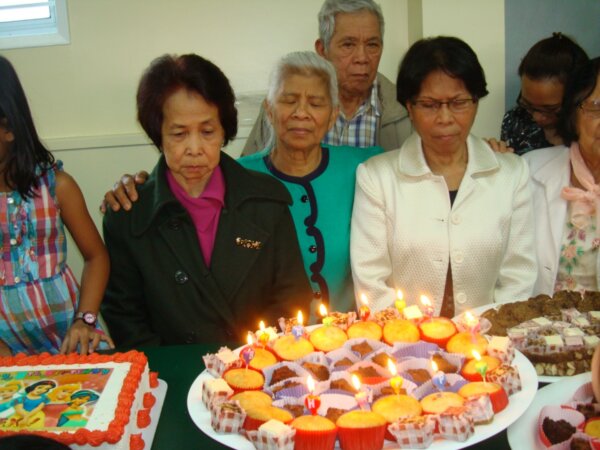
[2,0,507,279]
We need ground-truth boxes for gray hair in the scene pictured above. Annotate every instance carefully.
[267,51,339,108]
[265,51,338,148]
[318,0,384,51]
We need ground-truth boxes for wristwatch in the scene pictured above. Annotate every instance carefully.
[75,311,97,327]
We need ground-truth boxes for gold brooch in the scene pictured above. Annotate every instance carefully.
[235,237,262,250]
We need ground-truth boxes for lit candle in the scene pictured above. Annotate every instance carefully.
[291,311,305,340]
[387,359,403,396]
[431,360,447,391]
[257,320,269,347]
[351,374,369,410]
[304,375,321,416]
[395,290,406,315]
[472,350,488,382]
[420,295,434,319]
[240,333,255,368]
[319,304,333,327]
[359,294,371,321]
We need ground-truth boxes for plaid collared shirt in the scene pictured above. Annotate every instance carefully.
[323,81,381,148]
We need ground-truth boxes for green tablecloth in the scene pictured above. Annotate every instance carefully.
[142,343,514,450]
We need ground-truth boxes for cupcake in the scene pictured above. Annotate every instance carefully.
[223,367,265,393]
[420,392,465,414]
[346,321,383,341]
[446,332,488,358]
[309,326,348,352]
[291,415,337,450]
[336,410,387,450]
[230,390,273,411]
[249,347,279,370]
[382,319,420,344]
[372,394,422,441]
[461,355,501,381]
[458,382,508,413]
[244,405,294,431]
[419,317,457,347]
[272,334,315,361]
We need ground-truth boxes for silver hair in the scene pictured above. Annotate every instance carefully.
[318,0,384,51]
[265,51,338,148]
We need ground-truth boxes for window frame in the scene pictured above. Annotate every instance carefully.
[0,0,70,50]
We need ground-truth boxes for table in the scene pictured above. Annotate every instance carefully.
[142,343,521,450]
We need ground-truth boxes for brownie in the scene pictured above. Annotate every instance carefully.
[351,341,374,357]
[576,403,600,420]
[371,352,393,368]
[571,437,592,450]
[543,417,576,444]
[270,366,299,385]
[325,407,347,423]
[334,357,353,368]
[352,366,380,378]
[431,353,457,373]
[271,380,301,394]
[405,368,431,384]
[302,362,329,381]
[373,385,406,400]
[329,378,355,393]
[283,404,305,418]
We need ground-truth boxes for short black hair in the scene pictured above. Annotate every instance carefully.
[519,33,589,84]
[137,54,237,150]
[396,36,488,107]
[0,56,55,198]
[24,380,56,393]
[557,57,600,145]
[0,435,72,450]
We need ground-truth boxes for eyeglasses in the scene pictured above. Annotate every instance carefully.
[517,94,561,117]
[411,98,477,114]
[579,100,600,119]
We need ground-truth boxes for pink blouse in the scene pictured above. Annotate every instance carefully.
[166,167,225,267]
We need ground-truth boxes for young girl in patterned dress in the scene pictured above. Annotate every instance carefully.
[0,56,113,355]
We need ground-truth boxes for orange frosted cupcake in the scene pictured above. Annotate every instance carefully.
[446,332,488,358]
[458,381,508,413]
[382,319,420,344]
[291,415,337,450]
[336,410,387,450]
[249,347,278,370]
[309,326,348,352]
[461,355,501,381]
[244,405,294,431]
[346,321,383,341]
[271,334,315,361]
[222,367,264,393]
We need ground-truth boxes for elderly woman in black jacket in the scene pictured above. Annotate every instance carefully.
[101,54,311,348]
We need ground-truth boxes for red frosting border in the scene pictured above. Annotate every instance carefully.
[0,350,148,447]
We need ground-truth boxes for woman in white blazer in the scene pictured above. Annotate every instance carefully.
[351,37,537,316]
[524,57,600,295]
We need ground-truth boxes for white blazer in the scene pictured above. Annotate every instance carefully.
[522,146,598,295]
[350,133,537,314]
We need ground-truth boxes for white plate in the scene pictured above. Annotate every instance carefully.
[464,304,569,383]
[143,379,167,448]
[507,371,591,450]
[187,350,538,449]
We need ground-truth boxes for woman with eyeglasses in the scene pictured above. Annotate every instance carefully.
[501,33,588,156]
[524,57,600,295]
[350,36,537,316]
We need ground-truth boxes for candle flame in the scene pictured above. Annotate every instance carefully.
[319,304,327,317]
[387,359,397,376]
[351,374,361,391]
[247,332,253,346]
[360,293,369,306]
[307,375,315,393]
[472,350,482,361]
[465,311,478,326]
[431,360,438,372]
[259,320,265,331]
[396,290,403,300]
[420,295,431,307]
[297,310,304,326]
